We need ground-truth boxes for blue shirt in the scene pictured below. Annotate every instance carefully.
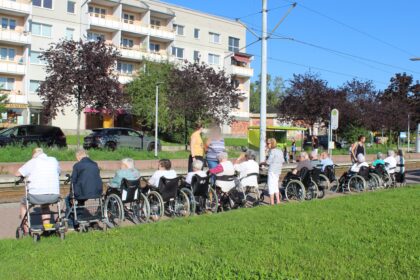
[109,168,141,188]
[206,139,225,161]
[321,158,334,172]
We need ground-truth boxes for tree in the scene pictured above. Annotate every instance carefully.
[0,94,7,114]
[167,62,242,148]
[250,75,285,113]
[38,39,124,146]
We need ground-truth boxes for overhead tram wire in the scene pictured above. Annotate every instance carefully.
[281,0,417,57]
[234,4,291,21]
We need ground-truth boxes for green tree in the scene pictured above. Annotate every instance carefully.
[0,94,7,114]
[250,75,285,113]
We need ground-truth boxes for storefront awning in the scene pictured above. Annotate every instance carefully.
[5,103,27,109]
[84,107,126,115]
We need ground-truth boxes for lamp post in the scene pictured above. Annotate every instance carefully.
[155,82,163,157]
[407,114,410,153]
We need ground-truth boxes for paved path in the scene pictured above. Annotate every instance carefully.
[0,169,419,240]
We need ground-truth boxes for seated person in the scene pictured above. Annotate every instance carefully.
[350,154,369,174]
[283,152,313,183]
[209,152,235,193]
[16,148,61,232]
[108,158,141,188]
[372,152,385,167]
[309,151,323,170]
[384,150,397,174]
[185,160,207,185]
[148,159,177,187]
[234,150,259,188]
[320,152,334,172]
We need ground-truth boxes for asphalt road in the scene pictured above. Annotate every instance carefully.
[0,169,419,240]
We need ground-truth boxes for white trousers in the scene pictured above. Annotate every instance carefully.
[268,172,280,195]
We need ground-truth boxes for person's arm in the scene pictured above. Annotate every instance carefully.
[15,159,33,177]
[209,164,224,175]
[185,172,193,184]
[71,164,80,196]
[190,133,197,158]
[109,170,121,188]
[148,172,157,186]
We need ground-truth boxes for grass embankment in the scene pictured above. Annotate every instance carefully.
[0,187,418,279]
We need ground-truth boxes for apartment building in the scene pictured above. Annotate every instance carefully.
[0,0,253,135]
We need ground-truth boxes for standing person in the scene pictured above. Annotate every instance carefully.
[351,135,366,163]
[261,138,284,205]
[395,149,405,184]
[188,123,204,172]
[205,126,225,170]
[312,135,319,154]
[291,139,297,163]
[283,146,289,164]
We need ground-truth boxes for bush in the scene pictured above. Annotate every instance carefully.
[341,125,371,144]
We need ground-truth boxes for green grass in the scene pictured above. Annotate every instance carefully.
[0,187,418,279]
[224,137,248,147]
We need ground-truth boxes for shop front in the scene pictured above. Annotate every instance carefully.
[0,103,27,128]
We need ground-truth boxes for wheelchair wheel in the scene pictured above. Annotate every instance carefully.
[181,187,196,215]
[368,173,381,190]
[318,174,330,191]
[131,193,150,224]
[147,191,164,222]
[172,190,190,217]
[347,175,366,192]
[205,187,218,213]
[104,193,124,227]
[245,186,261,207]
[15,227,24,240]
[285,180,305,201]
[306,179,318,200]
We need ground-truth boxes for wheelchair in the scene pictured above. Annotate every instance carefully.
[283,168,320,201]
[337,166,377,193]
[181,175,218,214]
[213,175,246,212]
[373,163,394,188]
[64,175,106,232]
[142,176,190,222]
[15,176,66,242]
[240,173,264,207]
[323,164,338,191]
[103,178,150,227]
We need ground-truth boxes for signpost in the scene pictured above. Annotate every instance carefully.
[328,109,339,155]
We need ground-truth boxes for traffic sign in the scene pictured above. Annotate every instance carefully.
[331,109,339,130]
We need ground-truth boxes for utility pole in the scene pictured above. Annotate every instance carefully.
[259,0,268,162]
[407,113,410,153]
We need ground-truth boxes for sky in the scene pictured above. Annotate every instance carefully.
[163,0,420,90]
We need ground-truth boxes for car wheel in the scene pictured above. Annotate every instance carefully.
[106,142,117,151]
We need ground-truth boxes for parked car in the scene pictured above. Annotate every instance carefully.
[303,135,343,150]
[83,127,161,151]
[0,125,67,148]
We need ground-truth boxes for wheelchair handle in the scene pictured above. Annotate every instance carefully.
[14,176,24,186]
[63,174,71,185]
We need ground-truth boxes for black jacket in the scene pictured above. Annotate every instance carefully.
[71,157,103,200]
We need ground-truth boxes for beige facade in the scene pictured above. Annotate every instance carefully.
[0,0,253,131]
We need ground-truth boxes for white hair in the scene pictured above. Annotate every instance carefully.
[300,152,309,160]
[310,150,318,159]
[76,148,88,158]
[32,147,44,158]
[357,154,365,163]
[217,152,228,161]
[192,160,203,170]
[387,150,395,157]
[122,158,135,169]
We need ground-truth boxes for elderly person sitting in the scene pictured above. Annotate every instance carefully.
[320,152,334,172]
[384,150,397,174]
[372,152,385,167]
[293,152,313,175]
[15,148,60,231]
[108,158,141,188]
[350,154,369,173]
[185,160,207,185]
[148,159,177,187]
[208,152,235,193]
[309,150,323,170]
[234,150,259,188]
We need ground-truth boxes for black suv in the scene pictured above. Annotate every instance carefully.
[0,125,67,147]
[83,127,161,151]
[303,135,343,150]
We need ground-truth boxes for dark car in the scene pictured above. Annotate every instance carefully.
[83,127,161,151]
[0,125,67,148]
[303,135,343,150]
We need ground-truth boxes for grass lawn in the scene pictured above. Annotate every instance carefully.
[0,187,418,279]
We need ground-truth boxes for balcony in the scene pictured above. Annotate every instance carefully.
[144,50,174,62]
[148,25,175,41]
[231,65,254,78]
[121,20,149,35]
[119,46,147,61]
[0,28,31,45]
[118,73,136,84]
[88,13,120,30]
[0,0,31,15]
[0,60,25,75]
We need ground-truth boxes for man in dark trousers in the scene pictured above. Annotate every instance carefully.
[65,149,103,227]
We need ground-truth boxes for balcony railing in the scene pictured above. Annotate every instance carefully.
[0,60,25,75]
[148,25,175,40]
[119,46,148,60]
[231,65,254,78]
[0,28,31,44]
[88,13,120,30]
[0,0,31,14]
[120,19,149,34]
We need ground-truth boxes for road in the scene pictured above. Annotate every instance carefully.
[0,169,419,240]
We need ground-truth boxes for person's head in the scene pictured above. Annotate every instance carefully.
[387,150,395,157]
[210,126,222,139]
[217,152,228,162]
[121,158,135,169]
[320,151,328,160]
[266,138,277,150]
[300,151,309,161]
[75,149,88,162]
[245,150,256,161]
[192,160,203,171]
[358,135,366,143]
[158,159,171,170]
[376,152,383,160]
[310,150,318,160]
[32,147,44,158]
[357,154,365,163]
[397,149,404,157]
[195,122,203,133]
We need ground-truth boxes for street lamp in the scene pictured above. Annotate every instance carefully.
[155,82,163,157]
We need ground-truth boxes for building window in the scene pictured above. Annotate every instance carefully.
[121,38,134,48]
[31,22,52,37]
[171,47,184,59]
[65,28,74,40]
[193,50,200,62]
[149,43,160,53]
[1,18,16,30]
[173,24,184,36]
[87,32,104,41]
[33,0,52,9]
[229,37,240,52]
[0,77,15,91]
[150,18,161,28]
[209,32,220,44]
[67,1,75,13]
[117,62,134,74]
[194,28,200,39]
[30,51,44,65]
[29,80,41,93]
[88,6,106,18]
[208,53,220,65]
[0,48,15,61]
[123,13,135,24]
